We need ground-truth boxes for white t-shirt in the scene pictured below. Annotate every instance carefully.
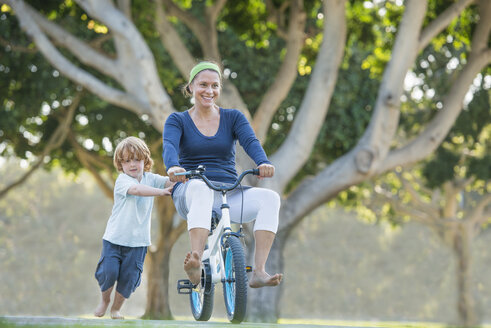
[102,172,169,247]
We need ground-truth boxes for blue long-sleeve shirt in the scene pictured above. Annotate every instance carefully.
[163,108,270,184]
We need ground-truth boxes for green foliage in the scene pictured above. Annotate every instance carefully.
[1,0,487,208]
[422,148,461,188]
[422,76,490,188]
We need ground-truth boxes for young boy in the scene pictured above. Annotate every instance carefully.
[94,136,174,319]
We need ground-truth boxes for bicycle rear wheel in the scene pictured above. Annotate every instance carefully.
[222,235,247,323]
[190,260,214,321]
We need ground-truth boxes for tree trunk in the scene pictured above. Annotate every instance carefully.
[143,243,173,319]
[453,222,478,327]
[142,195,185,319]
[246,231,287,322]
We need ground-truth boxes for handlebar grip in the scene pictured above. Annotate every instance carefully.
[252,168,260,176]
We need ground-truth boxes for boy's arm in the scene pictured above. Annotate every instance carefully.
[152,174,174,189]
[127,184,173,197]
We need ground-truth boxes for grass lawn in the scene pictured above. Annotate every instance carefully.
[1,316,484,328]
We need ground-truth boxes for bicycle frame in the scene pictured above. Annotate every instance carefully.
[176,166,258,285]
[176,165,259,323]
[204,191,232,284]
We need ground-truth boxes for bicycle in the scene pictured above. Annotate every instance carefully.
[176,165,259,323]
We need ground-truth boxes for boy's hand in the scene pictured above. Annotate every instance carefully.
[161,184,174,196]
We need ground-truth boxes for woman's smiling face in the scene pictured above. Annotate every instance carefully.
[190,69,221,109]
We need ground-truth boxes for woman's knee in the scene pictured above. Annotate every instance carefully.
[187,180,213,202]
[259,188,281,209]
[253,189,280,233]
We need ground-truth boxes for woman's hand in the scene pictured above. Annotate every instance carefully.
[257,163,275,178]
[167,166,187,183]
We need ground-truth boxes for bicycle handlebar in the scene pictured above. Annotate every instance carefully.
[174,165,259,192]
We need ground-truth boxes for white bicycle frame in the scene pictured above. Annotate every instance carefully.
[202,192,232,284]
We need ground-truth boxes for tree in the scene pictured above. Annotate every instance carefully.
[2,0,490,322]
[351,73,490,326]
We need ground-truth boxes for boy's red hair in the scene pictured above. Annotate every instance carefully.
[113,136,154,172]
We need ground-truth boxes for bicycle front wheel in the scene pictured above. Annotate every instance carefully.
[190,260,214,321]
[222,235,247,323]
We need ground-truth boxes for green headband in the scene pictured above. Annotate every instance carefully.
[189,62,221,84]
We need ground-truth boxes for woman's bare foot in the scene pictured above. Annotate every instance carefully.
[94,300,109,317]
[249,270,283,288]
[184,251,202,285]
[110,310,124,320]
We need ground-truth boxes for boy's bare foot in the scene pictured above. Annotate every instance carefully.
[94,300,109,317]
[249,270,283,288]
[184,251,202,285]
[110,310,124,320]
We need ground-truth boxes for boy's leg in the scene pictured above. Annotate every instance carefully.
[94,286,113,317]
[110,291,126,319]
[113,245,147,319]
[94,240,121,317]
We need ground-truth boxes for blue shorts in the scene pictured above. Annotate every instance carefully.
[94,240,147,298]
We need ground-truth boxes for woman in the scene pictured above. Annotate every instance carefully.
[163,61,282,288]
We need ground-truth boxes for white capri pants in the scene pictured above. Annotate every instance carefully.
[172,179,280,233]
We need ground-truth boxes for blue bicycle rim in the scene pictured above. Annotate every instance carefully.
[191,290,202,313]
[224,248,235,314]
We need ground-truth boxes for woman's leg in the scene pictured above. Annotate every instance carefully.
[228,188,283,287]
[182,180,214,284]
[249,230,283,288]
[184,228,209,285]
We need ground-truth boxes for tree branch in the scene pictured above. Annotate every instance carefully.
[0,92,82,199]
[268,0,347,193]
[265,0,290,39]
[354,0,428,175]
[74,0,175,131]
[207,0,227,23]
[154,0,196,77]
[375,188,437,227]
[378,48,491,173]
[396,170,440,218]
[418,0,474,52]
[116,0,132,19]
[21,1,119,79]
[252,0,306,143]
[155,0,250,117]
[5,0,150,117]
[160,0,200,31]
[0,35,37,53]
[69,133,114,199]
[468,0,491,59]
[381,1,491,173]
[469,192,491,228]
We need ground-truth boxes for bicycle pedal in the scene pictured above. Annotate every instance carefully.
[177,279,195,294]
[246,266,253,272]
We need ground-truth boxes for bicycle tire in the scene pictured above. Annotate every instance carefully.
[189,261,214,321]
[222,235,248,323]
